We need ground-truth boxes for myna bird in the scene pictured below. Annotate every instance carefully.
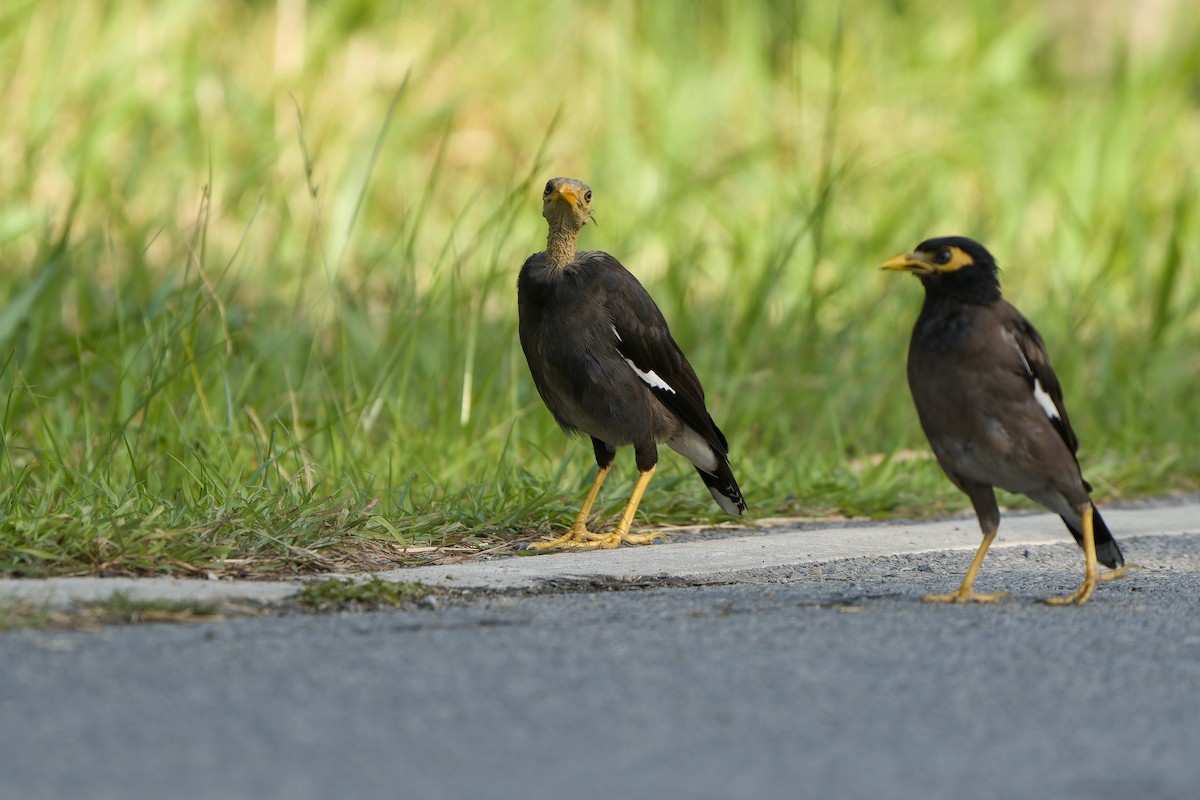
[517,177,746,550]
[882,236,1126,605]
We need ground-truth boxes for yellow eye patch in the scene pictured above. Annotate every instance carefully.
[880,245,975,274]
[936,246,974,272]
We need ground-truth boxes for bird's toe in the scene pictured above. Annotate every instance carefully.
[524,524,601,552]
[922,588,1011,604]
[1044,578,1096,606]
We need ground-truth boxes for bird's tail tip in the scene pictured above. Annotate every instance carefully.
[1063,503,1124,569]
[1092,504,1124,569]
[697,462,747,516]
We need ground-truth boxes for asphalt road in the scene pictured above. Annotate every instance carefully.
[2,532,1199,800]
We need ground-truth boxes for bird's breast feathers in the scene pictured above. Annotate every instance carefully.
[914,309,1053,418]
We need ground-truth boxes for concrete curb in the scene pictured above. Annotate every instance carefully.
[2,503,1195,608]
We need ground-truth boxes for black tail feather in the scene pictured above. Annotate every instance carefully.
[696,460,746,516]
[1061,503,1124,569]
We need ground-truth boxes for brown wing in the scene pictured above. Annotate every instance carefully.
[580,252,731,457]
[1005,310,1080,456]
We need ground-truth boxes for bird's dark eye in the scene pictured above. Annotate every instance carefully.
[934,248,952,265]
[583,190,592,203]
[543,181,554,196]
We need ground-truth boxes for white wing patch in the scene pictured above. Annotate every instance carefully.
[624,358,676,394]
[1031,378,1060,421]
[611,325,622,342]
[1008,331,1061,422]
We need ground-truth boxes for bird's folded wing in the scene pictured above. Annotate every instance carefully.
[1007,314,1080,456]
[587,254,729,455]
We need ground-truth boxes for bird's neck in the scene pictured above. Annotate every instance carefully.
[545,225,581,270]
[920,272,1001,306]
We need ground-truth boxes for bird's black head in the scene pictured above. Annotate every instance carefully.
[881,235,1002,304]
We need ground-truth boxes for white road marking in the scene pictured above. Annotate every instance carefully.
[380,503,1200,590]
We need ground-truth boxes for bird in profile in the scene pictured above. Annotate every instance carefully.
[517,177,745,550]
[882,236,1125,604]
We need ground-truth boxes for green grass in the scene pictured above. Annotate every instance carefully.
[0,593,222,630]
[293,577,430,611]
[0,600,51,631]
[1,1,1198,577]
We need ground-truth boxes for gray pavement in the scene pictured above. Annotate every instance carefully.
[2,503,1198,800]
[2,501,1196,605]
[1,529,1198,800]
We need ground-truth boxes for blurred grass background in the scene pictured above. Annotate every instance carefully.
[1,0,1197,576]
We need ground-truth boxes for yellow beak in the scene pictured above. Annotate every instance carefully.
[552,185,579,207]
[880,252,930,274]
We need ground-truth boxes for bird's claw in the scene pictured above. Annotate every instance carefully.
[922,589,1011,604]
[1044,578,1096,606]
[587,530,669,548]
[526,526,668,552]
[1098,566,1128,583]
[574,529,669,549]
[524,524,601,552]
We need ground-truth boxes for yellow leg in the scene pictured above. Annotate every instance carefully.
[923,528,1011,603]
[526,465,611,551]
[1046,505,1099,605]
[580,466,669,550]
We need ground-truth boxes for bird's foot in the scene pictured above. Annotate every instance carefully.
[524,524,602,552]
[922,588,1011,604]
[1044,575,1097,606]
[525,525,668,551]
[578,529,670,550]
[1098,566,1128,583]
